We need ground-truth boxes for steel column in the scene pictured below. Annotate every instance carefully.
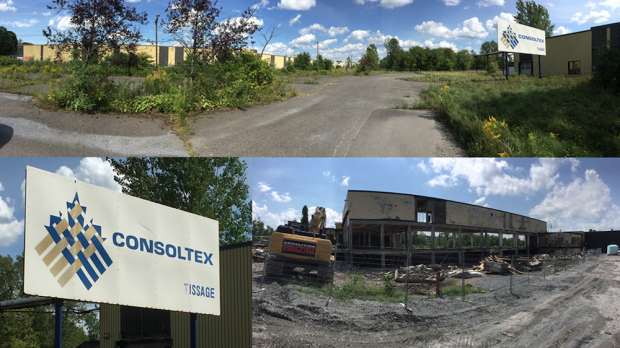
[55,299,63,348]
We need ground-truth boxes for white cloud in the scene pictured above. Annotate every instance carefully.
[399,39,423,48]
[530,170,620,231]
[354,0,414,8]
[546,2,554,6]
[348,30,370,42]
[340,176,350,186]
[553,26,571,35]
[328,26,349,37]
[252,201,299,229]
[464,5,470,9]
[476,0,504,6]
[277,0,316,10]
[55,158,121,192]
[485,12,516,33]
[422,38,458,51]
[299,23,326,35]
[57,15,75,30]
[252,0,270,10]
[598,0,619,11]
[417,162,429,173]
[0,0,16,11]
[379,0,415,8]
[270,191,292,202]
[0,188,23,247]
[43,11,52,16]
[568,158,580,172]
[427,158,565,197]
[441,0,461,5]
[323,171,330,177]
[321,38,338,47]
[2,19,38,27]
[368,31,392,45]
[257,181,272,192]
[264,42,294,55]
[473,196,486,205]
[415,17,488,39]
[289,14,301,26]
[48,19,54,26]
[289,33,315,45]
[571,10,610,25]
[586,1,597,9]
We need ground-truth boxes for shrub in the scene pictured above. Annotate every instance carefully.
[591,42,620,94]
[487,60,499,74]
[0,56,18,66]
[356,56,373,76]
[49,60,115,112]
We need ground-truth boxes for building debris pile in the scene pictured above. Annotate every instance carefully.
[253,240,268,261]
[390,264,447,283]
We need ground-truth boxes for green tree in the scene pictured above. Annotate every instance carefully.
[366,43,379,71]
[591,42,620,94]
[384,37,403,71]
[515,0,555,38]
[0,26,18,56]
[0,254,94,348]
[108,157,251,245]
[301,205,309,229]
[322,58,334,70]
[406,46,426,71]
[252,217,266,236]
[480,40,504,71]
[294,51,311,70]
[437,48,456,71]
[455,49,473,70]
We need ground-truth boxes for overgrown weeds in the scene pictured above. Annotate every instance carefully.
[409,72,620,156]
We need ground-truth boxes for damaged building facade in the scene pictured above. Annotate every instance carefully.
[340,190,547,267]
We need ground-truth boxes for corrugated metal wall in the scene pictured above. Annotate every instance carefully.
[196,241,252,348]
[100,303,121,348]
[541,30,592,76]
[99,241,251,348]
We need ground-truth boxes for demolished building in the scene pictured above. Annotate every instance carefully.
[340,190,548,267]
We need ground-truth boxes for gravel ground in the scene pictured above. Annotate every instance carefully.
[253,254,620,348]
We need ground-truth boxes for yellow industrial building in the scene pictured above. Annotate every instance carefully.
[20,44,298,69]
[515,21,619,77]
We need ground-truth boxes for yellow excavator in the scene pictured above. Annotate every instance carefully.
[266,207,335,282]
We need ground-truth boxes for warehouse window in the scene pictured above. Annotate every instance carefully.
[568,61,581,74]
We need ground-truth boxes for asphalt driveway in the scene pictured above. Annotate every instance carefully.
[0,73,464,157]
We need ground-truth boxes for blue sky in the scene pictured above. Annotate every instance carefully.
[0,157,252,259]
[2,0,619,62]
[252,158,620,233]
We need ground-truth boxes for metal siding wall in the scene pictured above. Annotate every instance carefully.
[198,244,252,347]
[99,304,121,348]
[22,45,40,60]
[592,28,607,49]
[541,31,592,76]
[611,26,620,46]
[170,311,190,348]
[584,231,620,251]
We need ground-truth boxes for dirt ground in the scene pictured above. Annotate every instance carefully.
[252,255,620,348]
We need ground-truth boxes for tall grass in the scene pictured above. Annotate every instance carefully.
[407,72,620,157]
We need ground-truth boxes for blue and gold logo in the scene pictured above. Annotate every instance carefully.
[501,25,519,50]
[35,193,113,290]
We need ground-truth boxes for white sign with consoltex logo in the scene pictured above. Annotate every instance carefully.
[24,166,220,315]
[497,18,546,56]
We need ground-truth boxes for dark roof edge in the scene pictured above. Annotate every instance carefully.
[220,240,252,251]
[345,190,547,223]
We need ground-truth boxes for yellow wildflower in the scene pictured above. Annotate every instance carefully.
[498,152,510,158]
[528,133,536,140]
[549,132,557,139]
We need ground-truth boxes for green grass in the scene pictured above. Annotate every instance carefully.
[402,71,620,157]
[437,280,486,297]
[292,271,406,304]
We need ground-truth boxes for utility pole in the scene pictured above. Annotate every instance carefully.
[316,41,320,59]
[155,14,160,71]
